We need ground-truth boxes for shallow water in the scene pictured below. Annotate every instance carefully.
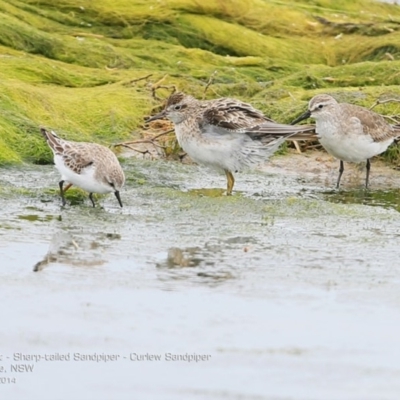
[1,159,400,400]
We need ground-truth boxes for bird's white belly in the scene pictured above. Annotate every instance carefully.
[181,138,234,169]
[175,125,279,172]
[54,156,111,194]
[318,128,392,163]
[175,125,235,169]
[180,135,267,172]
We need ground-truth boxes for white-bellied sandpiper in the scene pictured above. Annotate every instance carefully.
[147,92,315,195]
[41,128,125,207]
[291,94,400,188]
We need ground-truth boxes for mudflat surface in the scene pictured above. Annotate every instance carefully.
[1,152,400,400]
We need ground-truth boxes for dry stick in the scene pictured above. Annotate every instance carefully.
[369,98,400,110]
[307,144,324,149]
[158,85,177,93]
[368,98,400,124]
[150,74,167,99]
[114,143,152,157]
[150,74,177,100]
[152,74,168,88]
[150,129,175,141]
[128,74,153,84]
[292,140,302,154]
[385,115,400,124]
[203,71,218,99]
[128,139,167,149]
[113,129,174,158]
[115,131,173,148]
[152,85,177,100]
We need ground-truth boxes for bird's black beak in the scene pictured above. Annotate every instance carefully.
[146,110,167,123]
[114,191,123,208]
[291,110,311,125]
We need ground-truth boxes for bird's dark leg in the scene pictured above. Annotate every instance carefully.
[336,160,344,189]
[365,159,371,189]
[114,191,123,208]
[89,193,96,207]
[59,180,67,206]
[225,170,235,195]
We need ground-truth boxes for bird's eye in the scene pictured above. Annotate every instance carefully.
[174,105,182,111]
[318,104,324,109]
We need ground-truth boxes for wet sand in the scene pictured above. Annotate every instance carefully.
[1,153,400,400]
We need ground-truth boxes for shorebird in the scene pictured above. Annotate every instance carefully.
[291,94,400,189]
[146,92,315,195]
[41,128,125,207]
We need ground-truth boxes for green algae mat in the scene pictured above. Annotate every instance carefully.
[1,0,400,164]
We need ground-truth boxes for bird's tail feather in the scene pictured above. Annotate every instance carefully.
[246,122,316,141]
[40,127,64,154]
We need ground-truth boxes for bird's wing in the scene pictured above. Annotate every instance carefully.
[343,104,398,143]
[41,128,98,174]
[200,98,274,132]
[61,143,95,174]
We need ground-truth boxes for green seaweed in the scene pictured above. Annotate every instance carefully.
[1,0,400,164]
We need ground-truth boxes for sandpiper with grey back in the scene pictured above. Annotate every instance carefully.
[41,128,125,207]
[146,92,315,195]
[291,94,400,189]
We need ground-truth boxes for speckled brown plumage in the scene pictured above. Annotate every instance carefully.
[41,128,125,207]
[147,92,315,194]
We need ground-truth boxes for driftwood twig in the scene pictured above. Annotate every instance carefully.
[369,98,400,110]
[203,71,218,99]
[150,74,177,100]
